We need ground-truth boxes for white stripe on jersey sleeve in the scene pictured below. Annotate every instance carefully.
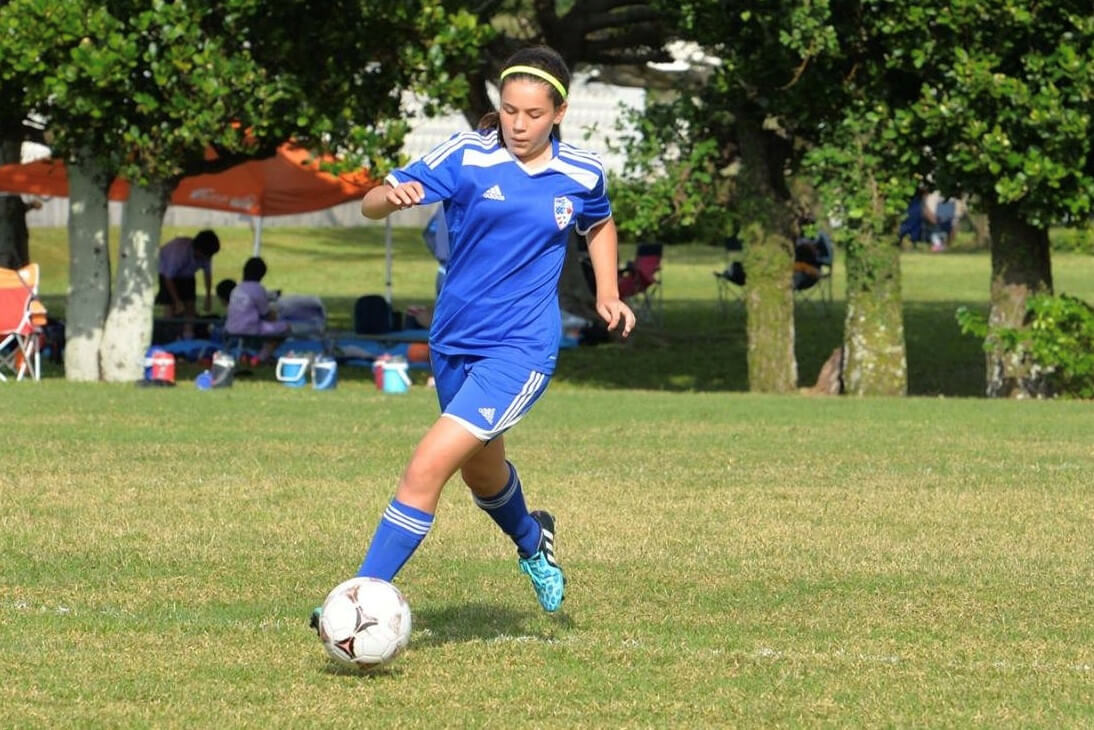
[558,143,606,174]
[423,132,480,166]
[546,157,600,190]
[462,148,512,169]
[424,131,498,169]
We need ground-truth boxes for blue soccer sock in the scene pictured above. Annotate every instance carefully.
[473,461,542,558]
[356,499,434,581]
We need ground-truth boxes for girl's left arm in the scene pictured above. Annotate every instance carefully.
[586,218,636,337]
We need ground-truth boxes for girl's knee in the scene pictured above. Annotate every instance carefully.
[460,460,509,497]
[400,461,447,498]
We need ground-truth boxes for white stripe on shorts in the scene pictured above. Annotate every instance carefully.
[495,371,546,433]
[441,413,493,441]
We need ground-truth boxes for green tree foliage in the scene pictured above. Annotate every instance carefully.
[1,0,485,181]
[892,2,1094,225]
[613,0,860,392]
[0,0,486,380]
[885,0,1094,396]
[623,0,1092,396]
[608,96,735,244]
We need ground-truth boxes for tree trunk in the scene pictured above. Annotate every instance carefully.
[0,134,30,269]
[99,181,171,382]
[462,71,493,130]
[984,202,1053,398]
[742,222,797,391]
[843,226,907,396]
[65,156,114,381]
[736,113,797,393]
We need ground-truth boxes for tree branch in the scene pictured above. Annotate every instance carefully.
[579,7,662,34]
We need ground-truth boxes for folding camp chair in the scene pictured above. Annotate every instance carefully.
[713,234,745,313]
[618,243,663,326]
[0,263,47,381]
[792,232,835,308]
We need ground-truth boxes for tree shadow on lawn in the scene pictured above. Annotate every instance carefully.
[550,298,988,397]
[413,601,574,647]
[32,296,987,397]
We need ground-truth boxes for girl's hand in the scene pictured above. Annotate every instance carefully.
[385,182,425,209]
[597,298,636,338]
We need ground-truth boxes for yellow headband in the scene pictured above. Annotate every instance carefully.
[500,65,568,100]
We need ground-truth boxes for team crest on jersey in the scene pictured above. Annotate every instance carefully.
[553,196,574,230]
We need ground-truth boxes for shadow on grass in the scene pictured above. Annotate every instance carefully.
[32,295,988,398]
[319,659,407,679]
[552,298,987,397]
[413,601,574,646]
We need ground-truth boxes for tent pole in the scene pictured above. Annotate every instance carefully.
[252,216,263,257]
[384,216,393,305]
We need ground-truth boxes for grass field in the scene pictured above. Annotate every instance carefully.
[2,228,1093,726]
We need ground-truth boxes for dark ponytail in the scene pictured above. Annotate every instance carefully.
[477,111,500,133]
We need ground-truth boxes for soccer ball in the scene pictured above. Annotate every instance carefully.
[317,577,412,671]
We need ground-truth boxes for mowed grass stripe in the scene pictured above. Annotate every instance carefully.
[2,381,1092,726]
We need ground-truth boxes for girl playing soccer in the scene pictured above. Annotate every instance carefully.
[319,46,634,619]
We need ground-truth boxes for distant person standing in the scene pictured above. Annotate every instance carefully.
[923,191,964,252]
[156,229,220,338]
[898,187,964,252]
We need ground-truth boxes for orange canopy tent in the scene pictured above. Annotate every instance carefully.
[0,143,378,254]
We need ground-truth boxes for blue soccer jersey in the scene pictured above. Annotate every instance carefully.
[386,131,612,372]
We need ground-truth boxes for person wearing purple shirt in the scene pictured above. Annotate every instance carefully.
[156,229,220,338]
[226,257,289,363]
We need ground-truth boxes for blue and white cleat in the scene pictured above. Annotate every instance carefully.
[518,510,565,612]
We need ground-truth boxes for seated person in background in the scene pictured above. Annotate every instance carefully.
[226,257,290,363]
[215,278,236,308]
[792,225,833,291]
[717,221,832,290]
[156,229,220,338]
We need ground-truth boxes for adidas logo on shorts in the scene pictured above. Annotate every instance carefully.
[478,407,496,424]
[482,185,505,201]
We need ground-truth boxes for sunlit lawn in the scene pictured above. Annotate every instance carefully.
[3,380,1092,726]
[4,225,1094,726]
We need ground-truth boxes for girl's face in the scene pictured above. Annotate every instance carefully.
[499,78,567,165]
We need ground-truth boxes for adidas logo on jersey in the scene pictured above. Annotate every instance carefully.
[478,407,496,424]
[482,185,505,201]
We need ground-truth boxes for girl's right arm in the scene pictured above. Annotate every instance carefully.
[361,181,426,220]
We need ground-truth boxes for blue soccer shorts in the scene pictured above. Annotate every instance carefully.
[431,352,551,441]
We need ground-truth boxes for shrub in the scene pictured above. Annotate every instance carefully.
[957,294,1094,398]
[1050,227,1094,254]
